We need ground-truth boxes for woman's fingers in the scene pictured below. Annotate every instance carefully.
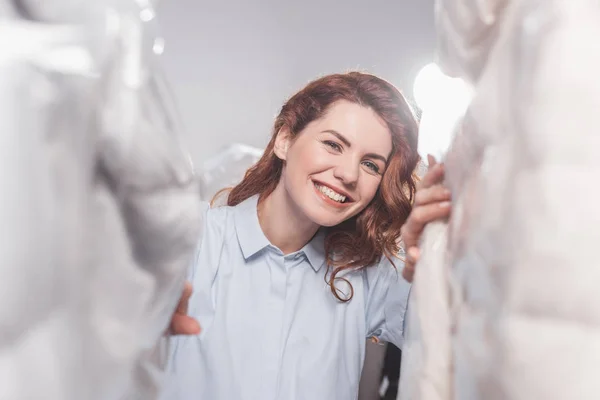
[402,264,415,283]
[405,201,452,236]
[167,282,201,335]
[414,184,451,206]
[418,162,446,190]
[176,281,193,315]
[402,247,420,283]
[170,314,201,335]
[407,246,420,264]
[427,154,437,167]
[401,155,450,284]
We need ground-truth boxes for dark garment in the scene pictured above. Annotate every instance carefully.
[380,344,402,400]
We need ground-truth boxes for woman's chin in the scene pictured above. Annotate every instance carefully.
[305,209,349,228]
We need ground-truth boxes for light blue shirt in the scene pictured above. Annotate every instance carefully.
[161,195,411,400]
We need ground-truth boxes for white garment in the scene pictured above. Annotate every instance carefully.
[451,2,600,399]
[400,0,600,399]
[0,2,200,399]
[399,221,453,400]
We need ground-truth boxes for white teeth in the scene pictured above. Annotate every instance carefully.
[315,183,347,203]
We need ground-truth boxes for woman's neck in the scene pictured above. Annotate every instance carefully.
[257,184,320,255]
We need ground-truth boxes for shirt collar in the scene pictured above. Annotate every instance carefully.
[233,195,327,272]
[233,195,270,259]
[302,230,327,272]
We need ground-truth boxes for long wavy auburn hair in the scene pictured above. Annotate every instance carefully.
[220,72,419,301]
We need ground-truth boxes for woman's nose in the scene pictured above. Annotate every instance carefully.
[332,157,359,186]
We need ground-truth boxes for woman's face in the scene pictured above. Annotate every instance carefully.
[275,100,393,227]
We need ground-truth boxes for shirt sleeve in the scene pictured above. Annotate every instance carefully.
[364,252,412,349]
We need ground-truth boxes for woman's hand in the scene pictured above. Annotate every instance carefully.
[169,281,201,335]
[401,155,452,282]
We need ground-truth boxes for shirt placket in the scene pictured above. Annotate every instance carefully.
[261,248,289,400]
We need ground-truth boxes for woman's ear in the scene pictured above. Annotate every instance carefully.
[274,127,292,161]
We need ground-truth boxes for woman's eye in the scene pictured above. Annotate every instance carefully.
[323,140,342,152]
[362,160,380,174]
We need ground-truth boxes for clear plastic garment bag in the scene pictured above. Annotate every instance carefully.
[0,1,201,399]
[399,0,600,399]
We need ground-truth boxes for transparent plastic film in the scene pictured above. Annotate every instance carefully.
[0,2,201,399]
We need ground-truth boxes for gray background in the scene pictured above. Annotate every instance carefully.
[158,0,436,166]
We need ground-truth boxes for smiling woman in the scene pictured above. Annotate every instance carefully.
[227,72,420,300]
[162,72,424,400]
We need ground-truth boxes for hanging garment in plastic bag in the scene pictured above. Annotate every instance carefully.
[198,143,263,202]
[448,1,600,399]
[399,80,472,400]
[0,1,201,399]
[400,0,600,399]
[398,3,508,398]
